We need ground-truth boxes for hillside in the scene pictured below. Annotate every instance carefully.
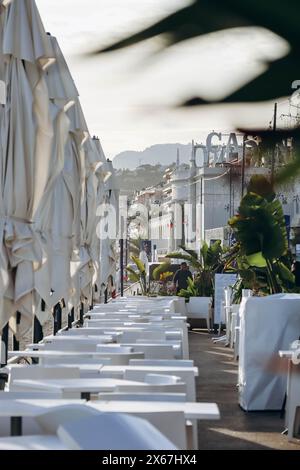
[113,143,192,170]
[116,164,167,196]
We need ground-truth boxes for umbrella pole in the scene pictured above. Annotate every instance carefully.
[79,303,84,325]
[120,238,124,297]
[32,315,43,365]
[53,303,62,335]
[33,316,43,344]
[89,286,94,311]
[0,324,9,368]
[68,308,74,329]
[12,312,21,351]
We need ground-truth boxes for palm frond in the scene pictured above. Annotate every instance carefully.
[93,0,300,106]
[166,252,202,270]
[152,262,171,281]
[131,255,146,275]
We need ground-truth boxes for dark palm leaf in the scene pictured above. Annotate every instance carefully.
[96,1,300,54]
[276,154,300,183]
[247,175,275,202]
[229,189,288,260]
[152,262,171,281]
[236,128,300,184]
[166,251,202,270]
[178,245,199,260]
[94,0,300,105]
[182,54,300,105]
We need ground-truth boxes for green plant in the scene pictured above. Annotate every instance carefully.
[167,240,224,298]
[126,255,147,295]
[128,237,142,258]
[152,262,172,281]
[177,277,201,300]
[227,175,295,299]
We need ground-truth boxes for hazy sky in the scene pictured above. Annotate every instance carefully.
[36,0,289,159]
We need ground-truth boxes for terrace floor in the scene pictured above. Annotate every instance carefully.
[190,330,300,450]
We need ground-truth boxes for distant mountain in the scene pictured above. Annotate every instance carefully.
[113,143,192,170]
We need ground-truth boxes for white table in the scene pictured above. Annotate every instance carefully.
[54,364,104,377]
[8,351,108,359]
[42,335,114,344]
[89,401,220,420]
[0,399,85,436]
[0,435,67,450]
[8,350,144,365]
[12,378,149,400]
[100,365,198,376]
[58,330,123,341]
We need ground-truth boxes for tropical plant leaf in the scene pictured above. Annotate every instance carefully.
[131,255,146,274]
[275,153,300,184]
[200,241,209,267]
[178,245,199,260]
[126,266,140,283]
[276,261,295,284]
[93,0,300,105]
[166,252,202,270]
[129,237,142,257]
[238,127,300,145]
[182,54,299,105]
[229,189,288,261]
[246,252,267,268]
[247,175,275,202]
[95,1,300,54]
[206,240,223,268]
[153,262,171,281]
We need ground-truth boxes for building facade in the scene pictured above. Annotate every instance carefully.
[129,132,300,259]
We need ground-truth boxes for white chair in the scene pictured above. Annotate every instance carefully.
[57,413,178,450]
[35,404,100,434]
[0,435,67,450]
[124,369,195,401]
[187,297,212,331]
[0,391,63,399]
[229,304,240,349]
[123,344,175,360]
[7,366,80,390]
[134,340,182,359]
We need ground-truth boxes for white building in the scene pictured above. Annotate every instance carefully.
[131,132,300,258]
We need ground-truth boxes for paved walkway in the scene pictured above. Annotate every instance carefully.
[189,330,300,450]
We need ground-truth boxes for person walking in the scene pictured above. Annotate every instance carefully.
[173,262,193,295]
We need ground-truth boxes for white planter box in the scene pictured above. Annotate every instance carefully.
[239,293,300,410]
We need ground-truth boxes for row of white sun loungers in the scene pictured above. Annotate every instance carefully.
[0,296,220,449]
